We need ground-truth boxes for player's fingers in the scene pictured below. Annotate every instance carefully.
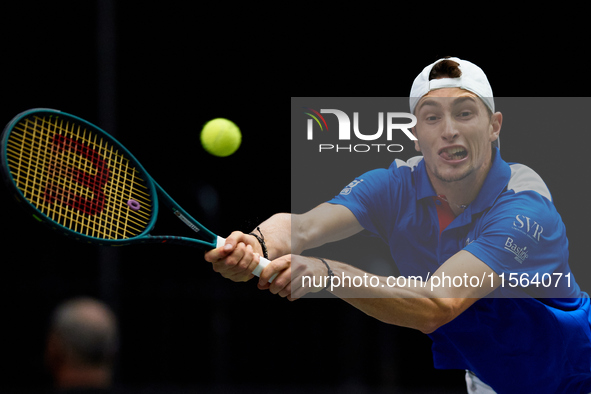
[258,258,280,287]
[283,263,312,300]
[226,251,260,282]
[228,243,256,274]
[268,270,291,295]
[290,278,314,300]
[259,255,291,290]
[203,242,233,263]
[224,244,264,283]
[226,231,257,250]
[209,244,245,278]
[287,285,304,301]
[221,242,248,272]
[257,256,272,290]
[225,271,256,283]
[289,272,303,297]
[277,281,292,299]
[289,256,325,299]
[206,231,244,263]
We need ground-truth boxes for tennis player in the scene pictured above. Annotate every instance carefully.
[205,57,591,393]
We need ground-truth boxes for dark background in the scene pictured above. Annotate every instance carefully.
[1,2,588,393]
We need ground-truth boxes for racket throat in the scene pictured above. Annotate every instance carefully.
[172,208,201,233]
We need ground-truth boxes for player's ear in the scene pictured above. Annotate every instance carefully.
[412,127,421,152]
[489,112,502,143]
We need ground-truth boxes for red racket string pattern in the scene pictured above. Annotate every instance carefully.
[4,114,153,240]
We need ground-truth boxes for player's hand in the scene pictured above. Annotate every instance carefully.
[204,231,261,282]
[258,255,327,300]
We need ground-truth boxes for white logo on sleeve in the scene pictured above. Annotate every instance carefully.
[512,214,543,243]
[340,179,364,195]
[504,237,529,264]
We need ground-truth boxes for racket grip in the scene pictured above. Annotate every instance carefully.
[216,237,277,282]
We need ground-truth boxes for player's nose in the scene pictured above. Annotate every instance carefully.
[440,117,459,141]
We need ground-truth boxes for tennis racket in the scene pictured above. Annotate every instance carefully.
[1,108,275,281]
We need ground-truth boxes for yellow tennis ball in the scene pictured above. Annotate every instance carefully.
[200,118,242,157]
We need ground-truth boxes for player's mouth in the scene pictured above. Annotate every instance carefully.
[439,146,468,161]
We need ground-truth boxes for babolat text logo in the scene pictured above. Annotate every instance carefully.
[513,214,544,243]
[504,237,529,264]
[303,107,416,153]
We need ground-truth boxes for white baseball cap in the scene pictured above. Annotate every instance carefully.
[409,57,494,115]
[409,57,498,149]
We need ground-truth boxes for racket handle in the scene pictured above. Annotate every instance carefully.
[216,237,277,282]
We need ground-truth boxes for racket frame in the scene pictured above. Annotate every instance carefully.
[1,108,218,249]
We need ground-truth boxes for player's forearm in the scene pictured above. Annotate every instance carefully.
[257,204,363,259]
[291,203,364,254]
[343,295,455,334]
[324,260,459,334]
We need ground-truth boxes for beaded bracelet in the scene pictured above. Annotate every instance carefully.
[248,226,269,259]
[316,257,334,291]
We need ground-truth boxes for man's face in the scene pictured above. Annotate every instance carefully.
[413,88,502,186]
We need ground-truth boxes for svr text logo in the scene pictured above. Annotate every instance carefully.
[513,214,543,242]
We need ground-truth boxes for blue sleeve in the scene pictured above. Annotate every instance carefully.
[326,168,396,241]
[463,191,577,297]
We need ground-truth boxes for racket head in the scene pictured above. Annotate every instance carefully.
[1,108,159,245]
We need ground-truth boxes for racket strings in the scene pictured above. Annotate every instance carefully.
[5,115,153,240]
